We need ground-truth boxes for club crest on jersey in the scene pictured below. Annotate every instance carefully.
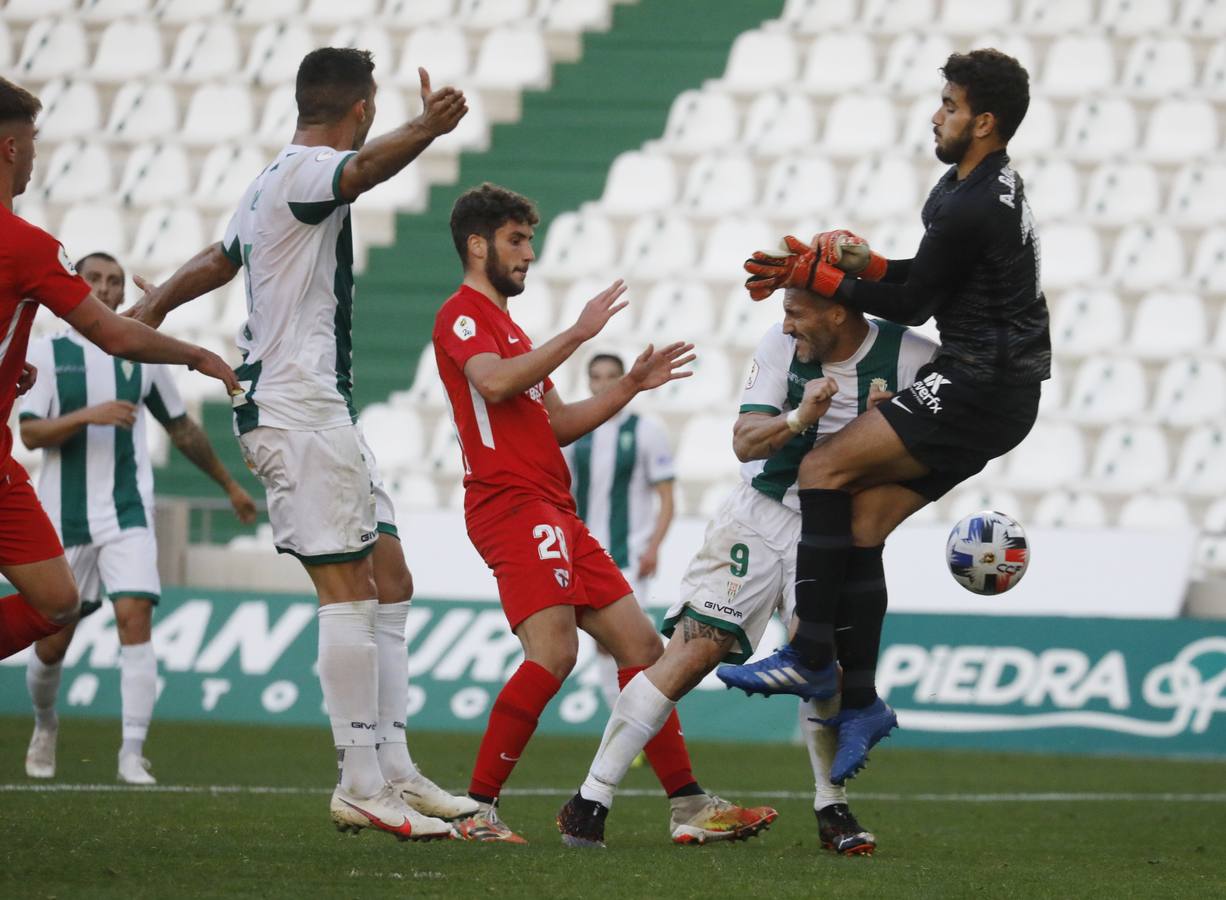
[870,377,888,393]
[453,316,476,341]
[57,244,76,275]
[527,382,544,403]
[120,360,135,380]
[553,568,570,588]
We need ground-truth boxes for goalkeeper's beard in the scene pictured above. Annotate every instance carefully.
[486,252,526,298]
[934,120,973,165]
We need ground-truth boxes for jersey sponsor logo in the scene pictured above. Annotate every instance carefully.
[315,149,336,161]
[453,316,477,341]
[745,359,759,390]
[360,530,376,543]
[907,371,949,415]
[57,244,77,275]
[508,335,520,343]
[704,599,743,619]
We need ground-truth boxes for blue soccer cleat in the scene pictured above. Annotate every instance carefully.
[715,644,839,701]
[814,697,899,785]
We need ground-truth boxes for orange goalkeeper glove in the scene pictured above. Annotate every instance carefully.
[813,229,888,281]
[744,235,846,301]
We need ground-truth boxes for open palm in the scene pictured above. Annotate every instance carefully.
[628,341,696,391]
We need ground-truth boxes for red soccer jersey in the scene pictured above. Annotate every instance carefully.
[433,285,574,521]
[0,207,90,461]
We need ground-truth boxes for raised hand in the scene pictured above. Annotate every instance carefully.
[795,375,838,428]
[190,347,242,396]
[626,341,696,392]
[417,67,468,138]
[812,229,886,281]
[86,400,138,429]
[572,279,629,341]
[744,235,845,301]
[124,274,165,329]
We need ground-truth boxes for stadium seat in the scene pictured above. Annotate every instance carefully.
[674,414,740,481]
[13,197,50,233]
[536,0,612,33]
[57,204,128,262]
[537,209,618,279]
[306,0,380,24]
[245,22,316,87]
[699,218,774,283]
[38,141,114,204]
[117,143,192,207]
[5,0,75,20]
[1064,355,1147,424]
[1189,228,1226,293]
[405,346,448,410]
[842,155,917,221]
[1107,225,1184,292]
[717,286,786,351]
[1002,421,1086,492]
[129,206,205,269]
[1018,0,1094,35]
[1022,157,1081,221]
[559,278,637,341]
[1049,289,1126,357]
[388,475,439,512]
[458,0,532,28]
[618,214,695,279]
[1171,425,1226,497]
[1062,98,1137,162]
[939,0,1013,33]
[866,218,925,262]
[741,92,816,158]
[638,281,717,341]
[1142,99,1218,164]
[167,22,241,84]
[719,29,799,94]
[358,402,425,477]
[1040,224,1101,289]
[758,155,839,220]
[151,0,226,23]
[15,17,89,81]
[679,153,757,218]
[35,79,101,142]
[659,90,740,156]
[1202,40,1226,100]
[91,19,163,81]
[1038,356,1065,415]
[861,0,936,33]
[1150,358,1226,427]
[779,0,849,33]
[1081,163,1160,226]
[1166,163,1226,226]
[1042,35,1115,99]
[257,85,298,146]
[1032,491,1108,528]
[328,24,396,72]
[823,95,896,158]
[382,0,455,27]
[106,82,179,142]
[504,278,556,340]
[426,417,465,477]
[1118,37,1195,99]
[1097,0,1173,34]
[1004,96,1056,161]
[1128,292,1206,361]
[181,85,255,146]
[427,84,491,153]
[473,27,551,90]
[398,27,471,86]
[898,96,941,160]
[642,348,733,412]
[232,0,304,24]
[79,0,151,19]
[799,32,876,96]
[943,487,1025,527]
[1177,0,1226,34]
[195,145,268,212]
[1117,494,1191,529]
[1204,497,1226,532]
[600,152,678,216]
[361,165,427,212]
[880,33,952,98]
[1087,424,1169,493]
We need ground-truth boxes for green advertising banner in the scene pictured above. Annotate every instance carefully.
[1,588,1223,757]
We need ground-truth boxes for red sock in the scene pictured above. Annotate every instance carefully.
[0,593,62,661]
[618,666,697,796]
[468,660,562,800]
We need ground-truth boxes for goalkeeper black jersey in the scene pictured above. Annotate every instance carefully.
[838,149,1051,386]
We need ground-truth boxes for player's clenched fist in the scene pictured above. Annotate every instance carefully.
[572,279,629,341]
[626,341,696,392]
[417,67,468,137]
[796,375,838,429]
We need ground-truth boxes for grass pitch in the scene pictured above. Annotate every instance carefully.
[1,716,1223,899]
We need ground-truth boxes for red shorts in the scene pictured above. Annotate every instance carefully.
[467,498,632,631]
[0,457,64,568]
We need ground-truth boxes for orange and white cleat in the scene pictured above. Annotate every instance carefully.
[330,784,454,841]
[454,800,528,844]
[669,793,778,845]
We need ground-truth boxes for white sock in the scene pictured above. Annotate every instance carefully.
[27,652,62,730]
[374,600,419,782]
[318,599,383,798]
[801,696,847,810]
[594,651,620,711]
[119,641,157,757]
[580,672,674,808]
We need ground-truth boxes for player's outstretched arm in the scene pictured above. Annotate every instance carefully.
[544,341,695,446]
[65,295,241,395]
[465,280,628,404]
[20,401,137,450]
[337,68,467,202]
[126,243,240,330]
[163,416,258,523]
[732,376,837,462]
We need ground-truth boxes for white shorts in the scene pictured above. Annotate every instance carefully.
[238,423,397,564]
[69,526,161,613]
[663,482,800,664]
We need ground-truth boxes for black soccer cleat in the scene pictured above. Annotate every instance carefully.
[557,793,609,849]
[817,803,877,857]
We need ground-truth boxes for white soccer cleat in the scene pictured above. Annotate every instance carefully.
[330,784,455,841]
[117,752,157,785]
[25,725,57,779]
[668,793,777,845]
[390,772,480,821]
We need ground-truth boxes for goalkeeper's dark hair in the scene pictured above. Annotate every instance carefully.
[0,77,41,126]
[588,353,624,375]
[941,49,1030,142]
[296,48,375,126]
[450,183,540,264]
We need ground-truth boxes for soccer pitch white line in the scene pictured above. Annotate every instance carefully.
[3,784,1226,803]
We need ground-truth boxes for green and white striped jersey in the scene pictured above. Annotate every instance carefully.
[740,320,938,511]
[222,144,359,435]
[563,410,674,570]
[19,330,187,547]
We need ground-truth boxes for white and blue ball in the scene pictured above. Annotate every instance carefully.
[946,510,1030,595]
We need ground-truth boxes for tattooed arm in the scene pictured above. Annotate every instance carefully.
[163,416,258,523]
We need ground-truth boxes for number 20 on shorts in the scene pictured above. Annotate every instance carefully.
[534,524,570,562]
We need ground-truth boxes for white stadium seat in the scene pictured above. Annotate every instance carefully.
[458,0,532,29]
[1097,0,1173,35]
[943,488,1024,527]
[91,19,163,81]
[13,197,50,233]
[167,22,241,84]
[643,348,733,412]
[1087,425,1170,494]
[79,0,151,20]
[1081,163,1160,226]
[1032,491,1108,528]
[151,0,227,23]
[861,0,936,33]
[1177,0,1226,34]
[38,141,114,204]
[1002,421,1086,492]
[679,154,757,218]
[1107,225,1184,292]
[720,29,799,94]
[899,96,941,159]
[618,214,695,279]
[360,166,427,212]
[759,155,838,220]
[366,87,415,140]
[1040,224,1101,289]
[427,84,490,153]
[1128,292,1206,361]
[328,24,395,73]
[1117,494,1190,530]
[106,82,179,142]
[182,85,255,146]
[1022,157,1080,221]
[6,0,76,20]
[939,0,1013,34]
[1142,99,1218,164]
[1150,359,1226,428]
[717,286,786,351]
[1062,98,1137,162]
[841,156,917,221]
[16,18,89,81]
[537,210,618,279]
[1166,163,1226,227]
[537,0,612,33]
[1204,498,1226,532]
[258,85,298,145]
[1018,0,1094,35]
[823,95,896,158]
[1004,96,1057,161]
[674,414,740,481]
[638,281,717,341]
[382,0,455,27]
[129,206,205,269]
[398,26,470,86]
[0,20,10,72]
[780,0,850,33]
[867,219,926,262]
[405,347,447,410]
[970,33,1038,78]
[600,152,677,216]
[245,22,316,87]
[1038,357,1066,415]
[232,0,304,25]
[880,33,952,98]
[117,143,191,207]
[660,90,740,156]
[1049,289,1125,357]
[1119,37,1195,99]
[1064,355,1146,424]
[741,92,815,158]
[358,403,425,477]
[35,80,101,142]
[195,145,268,212]
[473,27,551,90]
[306,0,380,25]
[58,204,128,262]
[426,418,465,478]
[1202,40,1226,100]
[698,218,774,283]
[1042,35,1115,99]
[800,32,876,96]
[389,475,438,512]
[1171,425,1226,497]
[505,278,556,341]
[1189,228,1226,293]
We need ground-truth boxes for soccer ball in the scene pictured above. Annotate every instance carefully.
[946,510,1030,595]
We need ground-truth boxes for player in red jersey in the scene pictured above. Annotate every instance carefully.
[435,183,777,846]
[0,77,239,660]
